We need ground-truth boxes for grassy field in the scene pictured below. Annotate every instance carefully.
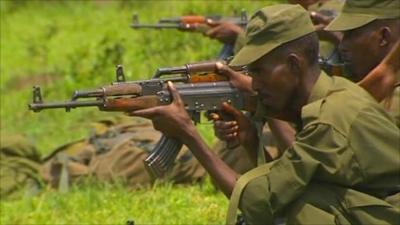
[1,1,279,224]
[1,178,228,225]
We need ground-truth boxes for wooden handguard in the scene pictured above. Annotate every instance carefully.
[101,96,161,112]
[103,83,142,96]
[180,15,207,24]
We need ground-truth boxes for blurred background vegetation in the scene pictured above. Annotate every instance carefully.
[1,0,280,224]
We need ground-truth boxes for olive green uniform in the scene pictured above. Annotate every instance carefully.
[385,86,400,127]
[325,0,400,129]
[230,72,400,224]
[227,3,400,224]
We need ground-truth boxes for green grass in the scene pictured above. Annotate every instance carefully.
[1,1,281,224]
[1,178,228,225]
[1,0,278,154]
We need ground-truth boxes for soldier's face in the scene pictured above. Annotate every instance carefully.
[248,52,298,116]
[339,24,386,82]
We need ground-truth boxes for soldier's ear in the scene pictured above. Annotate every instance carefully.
[378,27,391,47]
[286,53,302,75]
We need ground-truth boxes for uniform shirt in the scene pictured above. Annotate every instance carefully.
[237,72,400,224]
[382,86,400,128]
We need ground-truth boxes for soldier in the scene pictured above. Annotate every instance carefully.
[129,4,400,225]
[325,0,400,126]
[213,0,400,162]
[206,0,343,61]
[207,0,345,167]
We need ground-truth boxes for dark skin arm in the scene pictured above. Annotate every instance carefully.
[129,81,238,198]
[358,40,400,102]
[310,11,342,45]
[204,21,244,45]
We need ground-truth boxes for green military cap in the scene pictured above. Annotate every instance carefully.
[229,4,315,67]
[325,0,400,31]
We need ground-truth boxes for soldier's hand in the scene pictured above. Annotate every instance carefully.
[216,62,256,94]
[310,11,332,29]
[310,11,342,44]
[208,112,239,143]
[209,103,258,150]
[127,81,196,142]
[204,20,243,45]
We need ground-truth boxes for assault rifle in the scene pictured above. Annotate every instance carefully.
[130,11,248,59]
[29,61,255,178]
[131,11,247,30]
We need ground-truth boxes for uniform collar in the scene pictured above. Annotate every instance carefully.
[297,71,334,130]
[307,71,333,104]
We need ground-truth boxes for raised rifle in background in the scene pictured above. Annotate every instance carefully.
[130,10,248,59]
[29,61,255,178]
[130,11,247,31]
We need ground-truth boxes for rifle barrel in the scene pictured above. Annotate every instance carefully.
[29,100,104,112]
[158,17,184,23]
[130,24,182,29]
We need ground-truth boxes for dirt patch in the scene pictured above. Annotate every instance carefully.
[4,74,61,91]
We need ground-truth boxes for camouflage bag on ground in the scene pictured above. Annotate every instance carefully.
[0,134,42,199]
[2,116,273,197]
[41,116,206,191]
